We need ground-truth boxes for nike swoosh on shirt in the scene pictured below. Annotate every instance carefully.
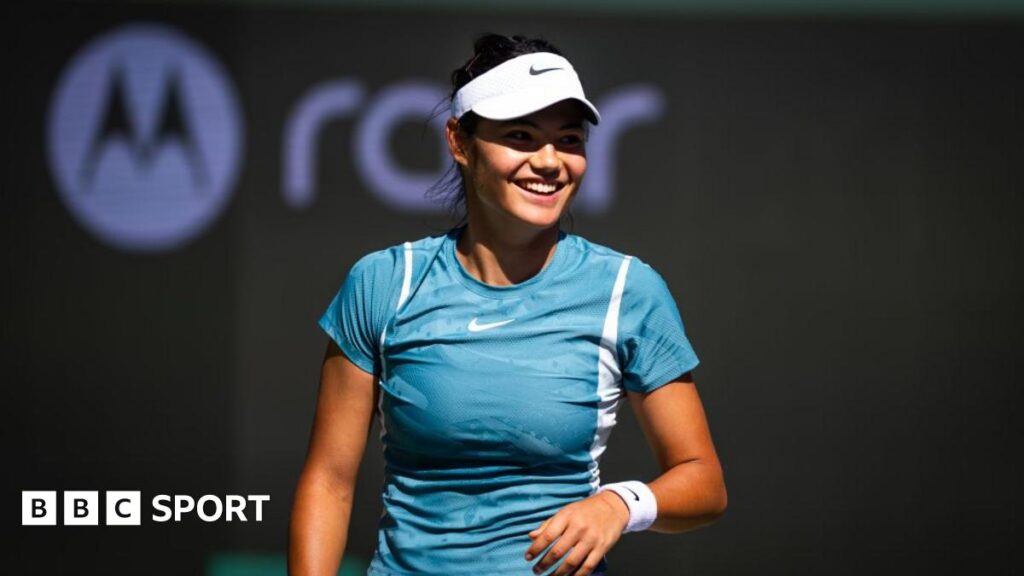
[529,65,563,75]
[468,318,515,332]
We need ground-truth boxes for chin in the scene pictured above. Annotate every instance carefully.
[511,207,568,230]
[509,198,575,230]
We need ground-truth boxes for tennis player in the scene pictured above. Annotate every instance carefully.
[290,34,727,576]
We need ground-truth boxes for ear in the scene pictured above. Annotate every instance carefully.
[446,117,470,168]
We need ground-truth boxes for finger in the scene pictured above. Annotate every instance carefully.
[533,526,583,574]
[550,538,592,576]
[571,548,606,576]
[529,517,550,538]
[525,515,568,561]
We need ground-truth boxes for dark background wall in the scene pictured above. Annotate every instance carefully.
[3,2,1021,575]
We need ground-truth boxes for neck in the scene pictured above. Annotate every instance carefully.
[456,216,561,286]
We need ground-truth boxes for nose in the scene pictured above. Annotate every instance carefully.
[530,143,560,174]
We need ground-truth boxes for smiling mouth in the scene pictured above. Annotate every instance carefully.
[515,180,565,196]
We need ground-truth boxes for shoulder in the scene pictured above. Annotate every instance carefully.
[626,258,670,295]
[561,233,632,281]
[347,231,447,281]
[564,233,667,290]
[564,233,628,264]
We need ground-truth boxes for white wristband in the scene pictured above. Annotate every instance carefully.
[598,481,657,533]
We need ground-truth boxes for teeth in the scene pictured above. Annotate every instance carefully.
[519,181,559,194]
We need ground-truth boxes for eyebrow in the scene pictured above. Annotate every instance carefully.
[498,119,584,130]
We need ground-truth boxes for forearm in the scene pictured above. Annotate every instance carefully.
[647,458,727,533]
[289,467,355,576]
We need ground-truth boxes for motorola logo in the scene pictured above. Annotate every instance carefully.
[47,23,243,252]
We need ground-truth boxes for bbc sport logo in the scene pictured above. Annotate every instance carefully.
[47,23,244,253]
[22,491,269,526]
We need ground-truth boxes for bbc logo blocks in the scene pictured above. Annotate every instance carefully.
[22,491,141,526]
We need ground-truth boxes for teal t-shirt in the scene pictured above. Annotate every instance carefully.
[319,226,699,575]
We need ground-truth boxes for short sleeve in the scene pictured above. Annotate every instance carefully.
[318,249,401,375]
[617,261,700,393]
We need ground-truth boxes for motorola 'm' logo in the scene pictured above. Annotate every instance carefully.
[47,23,243,252]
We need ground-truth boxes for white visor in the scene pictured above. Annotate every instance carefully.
[451,52,601,125]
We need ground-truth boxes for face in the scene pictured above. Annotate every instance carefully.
[447,100,588,233]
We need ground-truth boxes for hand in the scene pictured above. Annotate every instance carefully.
[525,491,630,575]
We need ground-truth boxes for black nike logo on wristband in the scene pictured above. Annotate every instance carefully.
[624,487,640,501]
[529,65,563,75]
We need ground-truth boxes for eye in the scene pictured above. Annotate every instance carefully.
[560,133,584,147]
[505,130,531,141]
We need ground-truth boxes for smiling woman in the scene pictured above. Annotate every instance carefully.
[290,34,727,576]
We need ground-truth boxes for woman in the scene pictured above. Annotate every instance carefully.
[290,34,727,576]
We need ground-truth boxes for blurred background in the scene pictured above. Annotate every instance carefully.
[3,1,1021,574]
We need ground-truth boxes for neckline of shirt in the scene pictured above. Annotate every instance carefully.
[445,225,570,299]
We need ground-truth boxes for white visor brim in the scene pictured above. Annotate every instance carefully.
[451,52,601,125]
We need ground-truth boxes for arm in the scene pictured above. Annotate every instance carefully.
[627,372,727,533]
[526,372,727,575]
[289,341,377,576]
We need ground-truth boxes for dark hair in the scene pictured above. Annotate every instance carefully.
[427,34,565,223]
